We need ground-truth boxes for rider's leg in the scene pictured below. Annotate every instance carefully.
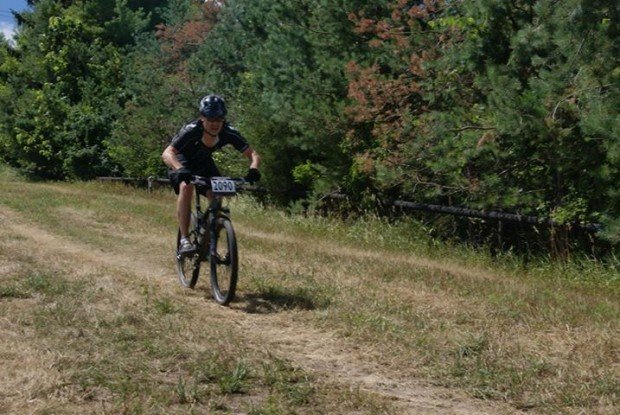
[177,181,194,238]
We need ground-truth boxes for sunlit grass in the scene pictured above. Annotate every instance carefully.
[0,175,618,414]
[0,179,396,414]
[231,188,619,414]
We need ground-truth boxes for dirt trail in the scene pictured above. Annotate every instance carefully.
[224,310,516,415]
[0,208,523,414]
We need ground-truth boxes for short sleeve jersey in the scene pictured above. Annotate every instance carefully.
[169,119,250,171]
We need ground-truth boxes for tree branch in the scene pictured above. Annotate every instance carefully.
[450,126,497,133]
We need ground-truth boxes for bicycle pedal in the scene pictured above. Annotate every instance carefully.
[177,247,198,257]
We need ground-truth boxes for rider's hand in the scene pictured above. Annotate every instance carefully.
[171,167,192,186]
[245,168,261,183]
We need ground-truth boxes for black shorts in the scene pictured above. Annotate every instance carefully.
[168,159,221,195]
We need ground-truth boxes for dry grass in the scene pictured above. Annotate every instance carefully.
[0,178,618,414]
[0,182,394,414]
[240,224,618,413]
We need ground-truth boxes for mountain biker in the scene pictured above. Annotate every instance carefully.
[162,94,261,254]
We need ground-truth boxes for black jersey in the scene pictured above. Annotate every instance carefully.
[169,119,249,172]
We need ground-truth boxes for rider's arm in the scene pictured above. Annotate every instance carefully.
[242,146,261,169]
[164,120,201,171]
[162,145,185,170]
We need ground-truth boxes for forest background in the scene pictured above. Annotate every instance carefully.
[0,0,618,257]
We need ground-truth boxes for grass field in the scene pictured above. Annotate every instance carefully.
[0,174,618,414]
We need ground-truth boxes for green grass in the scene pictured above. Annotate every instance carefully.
[232,190,619,414]
[0,180,396,414]
[0,176,618,414]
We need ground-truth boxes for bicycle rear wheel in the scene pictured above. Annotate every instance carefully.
[210,217,238,305]
[176,213,200,288]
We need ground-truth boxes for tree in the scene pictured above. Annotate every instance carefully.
[105,0,221,178]
[185,0,390,198]
[344,0,619,251]
[0,0,165,179]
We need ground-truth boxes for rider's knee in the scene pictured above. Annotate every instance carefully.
[179,181,194,196]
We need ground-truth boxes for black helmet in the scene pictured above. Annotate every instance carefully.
[199,94,227,119]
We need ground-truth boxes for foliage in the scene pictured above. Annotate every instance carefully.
[0,0,617,253]
[105,0,221,178]
[0,0,166,179]
[182,0,390,196]
[344,0,619,248]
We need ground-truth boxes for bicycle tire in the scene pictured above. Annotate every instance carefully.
[176,213,200,288]
[209,217,238,305]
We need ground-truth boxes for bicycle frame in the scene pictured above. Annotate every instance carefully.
[190,177,236,258]
[176,175,246,304]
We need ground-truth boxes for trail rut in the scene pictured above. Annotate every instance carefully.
[0,207,524,414]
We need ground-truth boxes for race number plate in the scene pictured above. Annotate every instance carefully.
[210,177,236,195]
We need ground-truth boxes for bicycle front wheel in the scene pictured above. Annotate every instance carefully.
[210,217,238,305]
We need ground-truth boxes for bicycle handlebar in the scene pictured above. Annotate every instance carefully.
[189,175,253,189]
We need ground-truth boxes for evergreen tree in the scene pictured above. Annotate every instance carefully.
[344,0,619,248]
[188,0,389,196]
[1,0,617,252]
[105,0,219,178]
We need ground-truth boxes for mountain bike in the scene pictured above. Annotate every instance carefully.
[175,175,246,305]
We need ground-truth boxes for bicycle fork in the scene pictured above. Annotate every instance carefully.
[207,206,230,263]
[208,210,217,258]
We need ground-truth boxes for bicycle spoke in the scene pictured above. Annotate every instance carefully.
[210,217,238,305]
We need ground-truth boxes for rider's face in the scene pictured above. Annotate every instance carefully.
[201,116,224,136]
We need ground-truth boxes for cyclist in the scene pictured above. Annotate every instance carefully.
[162,94,261,254]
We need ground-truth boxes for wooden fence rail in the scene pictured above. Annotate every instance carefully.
[97,176,603,233]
